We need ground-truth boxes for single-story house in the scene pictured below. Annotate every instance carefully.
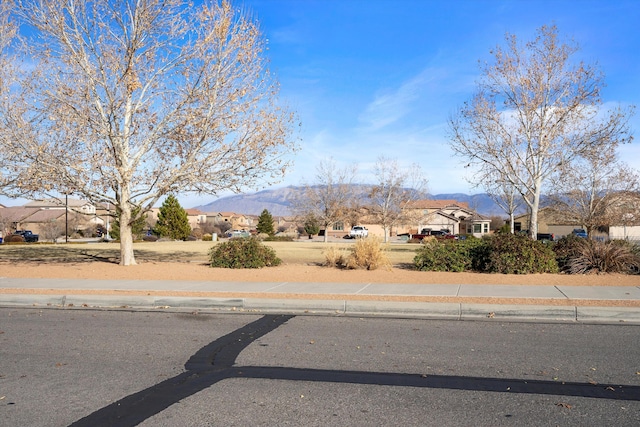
[0,199,103,239]
[514,191,640,241]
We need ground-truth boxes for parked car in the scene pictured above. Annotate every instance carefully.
[571,228,588,238]
[349,226,368,238]
[519,230,555,241]
[410,228,456,241]
[536,232,555,242]
[226,229,250,238]
[11,230,39,243]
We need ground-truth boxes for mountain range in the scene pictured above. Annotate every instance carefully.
[194,186,508,217]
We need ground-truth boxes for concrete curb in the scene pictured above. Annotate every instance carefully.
[461,303,577,322]
[2,294,639,324]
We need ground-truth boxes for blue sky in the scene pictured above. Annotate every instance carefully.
[198,0,639,208]
[2,0,639,208]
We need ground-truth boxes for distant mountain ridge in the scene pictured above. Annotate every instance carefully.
[193,186,507,217]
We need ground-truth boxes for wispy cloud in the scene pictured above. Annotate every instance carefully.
[358,68,440,131]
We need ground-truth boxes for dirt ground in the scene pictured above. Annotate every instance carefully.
[1,260,639,307]
[2,260,640,286]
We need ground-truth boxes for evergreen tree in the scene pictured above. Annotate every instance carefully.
[154,195,191,240]
[303,214,320,239]
[256,209,275,236]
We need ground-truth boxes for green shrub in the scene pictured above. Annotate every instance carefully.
[563,239,640,274]
[414,234,557,274]
[483,233,558,274]
[209,237,281,269]
[414,238,485,272]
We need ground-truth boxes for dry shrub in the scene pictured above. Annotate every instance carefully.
[567,239,640,274]
[323,245,347,267]
[345,237,391,271]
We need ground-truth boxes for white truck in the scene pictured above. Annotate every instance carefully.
[349,226,368,238]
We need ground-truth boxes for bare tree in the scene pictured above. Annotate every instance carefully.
[0,3,18,194]
[369,156,427,242]
[291,158,357,242]
[0,0,297,265]
[0,212,11,240]
[547,146,640,236]
[40,220,65,243]
[448,25,633,239]
[477,168,522,234]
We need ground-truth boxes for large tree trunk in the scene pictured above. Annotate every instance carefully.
[119,219,136,265]
[118,190,137,266]
[529,178,543,240]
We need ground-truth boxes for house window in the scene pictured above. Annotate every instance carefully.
[467,225,472,233]
[473,224,482,233]
[333,222,344,231]
[484,223,488,233]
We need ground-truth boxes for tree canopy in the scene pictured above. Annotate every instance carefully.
[0,0,297,264]
[448,25,633,239]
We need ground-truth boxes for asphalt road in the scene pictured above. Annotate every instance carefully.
[1,308,639,426]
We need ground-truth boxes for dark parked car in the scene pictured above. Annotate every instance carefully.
[519,230,554,241]
[11,230,39,242]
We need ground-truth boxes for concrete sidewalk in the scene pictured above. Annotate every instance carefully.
[1,277,640,324]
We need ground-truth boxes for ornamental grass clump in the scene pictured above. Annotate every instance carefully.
[345,237,391,270]
[209,237,281,269]
[563,239,640,274]
[323,245,347,268]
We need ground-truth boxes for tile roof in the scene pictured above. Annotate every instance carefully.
[405,199,470,210]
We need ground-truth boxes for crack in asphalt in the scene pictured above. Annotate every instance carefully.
[69,314,640,426]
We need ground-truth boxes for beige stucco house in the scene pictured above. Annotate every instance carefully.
[401,200,492,238]
[0,198,103,238]
[514,192,640,241]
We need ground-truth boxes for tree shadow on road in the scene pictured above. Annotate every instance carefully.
[70,314,640,427]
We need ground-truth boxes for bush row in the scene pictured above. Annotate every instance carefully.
[204,232,638,273]
[414,233,640,275]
